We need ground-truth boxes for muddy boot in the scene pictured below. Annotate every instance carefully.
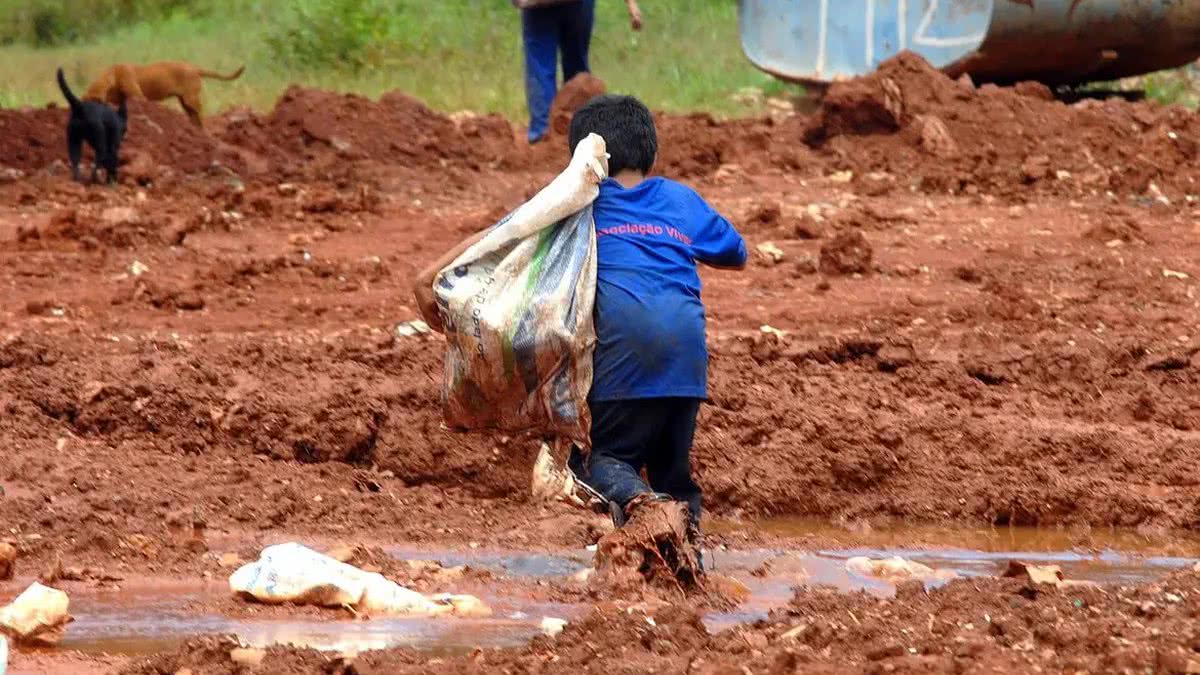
[615,492,673,528]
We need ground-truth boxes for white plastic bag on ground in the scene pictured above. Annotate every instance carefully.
[229,543,488,617]
[0,634,7,675]
[0,582,72,646]
[434,133,607,446]
[846,556,957,583]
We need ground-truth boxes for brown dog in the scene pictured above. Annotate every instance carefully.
[84,61,244,128]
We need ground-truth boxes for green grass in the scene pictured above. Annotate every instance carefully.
[0,0,786,121]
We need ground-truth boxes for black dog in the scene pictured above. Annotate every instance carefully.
[56,67,127,184]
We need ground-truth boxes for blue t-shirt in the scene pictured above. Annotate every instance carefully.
[590,177,746,402]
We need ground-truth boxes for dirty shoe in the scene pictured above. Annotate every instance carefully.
[617,492,673,527]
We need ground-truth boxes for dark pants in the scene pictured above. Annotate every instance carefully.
[570,398,703,528]
[521,0,595,143]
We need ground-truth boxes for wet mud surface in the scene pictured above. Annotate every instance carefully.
[2,52,1200,672]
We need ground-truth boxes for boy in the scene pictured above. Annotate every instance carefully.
[414,95,746,562]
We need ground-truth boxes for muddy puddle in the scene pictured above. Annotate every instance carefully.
[59,580,578,657]
[46,524,1200,657]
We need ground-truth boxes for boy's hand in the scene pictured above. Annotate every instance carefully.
[627,0,643,30]
[412,226,493,336]
[414,281,445,334]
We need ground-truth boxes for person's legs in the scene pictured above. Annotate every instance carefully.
[522,7,559,143]
[582,399,659,520]
[559,0,595,81]
[645,398,703,530]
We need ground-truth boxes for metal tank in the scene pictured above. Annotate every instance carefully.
[739,0,1200,86]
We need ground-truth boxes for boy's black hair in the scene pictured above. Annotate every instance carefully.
[568,94,657,176]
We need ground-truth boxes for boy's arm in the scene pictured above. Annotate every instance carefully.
[413,229,490,334]
[626,0,642,30]
[688,193,748,271]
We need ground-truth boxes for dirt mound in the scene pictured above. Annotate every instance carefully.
[122,99,232,176]
[0,105,68,173]
[0,99,232,179]
[804,51,1200,198]
[655,113,803,179]
[219,86,517,178]
[549,73,607,136]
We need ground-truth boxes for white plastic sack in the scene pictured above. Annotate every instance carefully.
[0,582,71,646]
[434,133,607,446]
[845,556,956,583]
[229,543,488,617]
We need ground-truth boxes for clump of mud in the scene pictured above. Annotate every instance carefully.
[820,230,873,275]
[219,86,516,179]
[549,73,607,136]
[592,500,702,593]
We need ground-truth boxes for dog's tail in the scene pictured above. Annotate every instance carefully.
[56,67,83,114]
[198,65,245,81]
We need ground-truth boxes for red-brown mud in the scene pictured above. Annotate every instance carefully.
[115,568,1200,674]
[2,51,1200,672]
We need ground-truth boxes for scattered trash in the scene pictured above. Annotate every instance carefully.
[759,325,786,340]
[0,167,25,184]
[845,556,956,583]
[101,206,140,226]
[229,543,489,617]
[0,634,6,675]
[531,442,584,505]
[395,320,431,338]
[539,617,568,637]
[0,544,14,581]
[1148,182,1171,206]
[1163,269,1190,280]
[779,623,808,642]
[829,170,854,183]
[1003,561,1063,586]
[755,241,785,264]
[1002,560,1097,589]
[0,582,72,646]
[230,647,266,668]
[916,115,958,158]
[128,260,150,277]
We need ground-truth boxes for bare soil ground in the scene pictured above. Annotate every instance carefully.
[1,53,1198,673]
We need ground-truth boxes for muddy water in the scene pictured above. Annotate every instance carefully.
[60,579,579,657]
[52,524,1200,657]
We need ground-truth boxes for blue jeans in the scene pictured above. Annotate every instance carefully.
[570,398,703,527]
[521,0,595,143]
